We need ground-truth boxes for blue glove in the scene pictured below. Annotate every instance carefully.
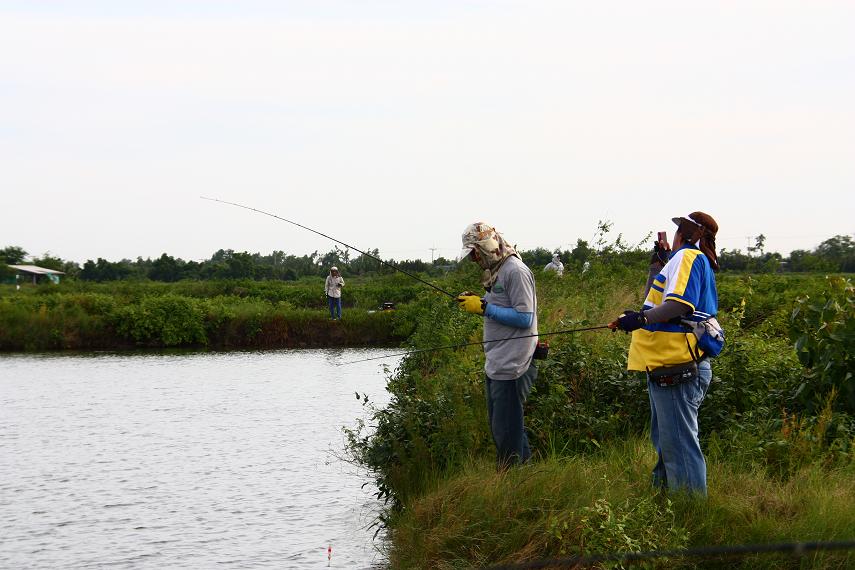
[616,310,647,332]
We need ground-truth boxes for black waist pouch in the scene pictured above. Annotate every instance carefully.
[533,341,549,360]
[648,361,698,387]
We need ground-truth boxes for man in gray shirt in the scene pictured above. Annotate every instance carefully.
[457,222,538,469]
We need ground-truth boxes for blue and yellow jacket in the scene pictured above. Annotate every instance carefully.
[627,244,718,371]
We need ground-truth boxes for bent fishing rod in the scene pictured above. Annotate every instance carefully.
[200,196,457,299]
[338,324,611,365]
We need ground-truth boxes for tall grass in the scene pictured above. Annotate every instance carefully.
[388,437,855,569]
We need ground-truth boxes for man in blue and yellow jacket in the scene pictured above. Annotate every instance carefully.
[611,212,720,495]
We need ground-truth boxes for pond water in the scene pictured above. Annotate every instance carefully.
[0,349,398,569]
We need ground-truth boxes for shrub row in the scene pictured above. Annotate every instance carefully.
[0,290,417,351]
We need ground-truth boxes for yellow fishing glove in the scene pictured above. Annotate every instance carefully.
[457,293,485,316]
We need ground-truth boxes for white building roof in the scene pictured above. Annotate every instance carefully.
[8,265,65,275]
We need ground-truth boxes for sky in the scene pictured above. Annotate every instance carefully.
[2,1,853,265]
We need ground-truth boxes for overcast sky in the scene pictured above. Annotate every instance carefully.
[2,1,853,265]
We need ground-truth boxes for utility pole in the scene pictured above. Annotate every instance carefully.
[429,246,437,263]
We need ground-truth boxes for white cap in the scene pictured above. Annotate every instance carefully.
[458,245,475,262]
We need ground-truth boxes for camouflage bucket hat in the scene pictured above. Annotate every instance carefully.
[459,222,519,287]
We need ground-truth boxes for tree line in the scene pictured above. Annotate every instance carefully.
[1,234,853,283]
[0,245,459,283]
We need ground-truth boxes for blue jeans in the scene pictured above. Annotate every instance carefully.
[485,363,537,469]
[648,359,712,495]
[327,295,342,319]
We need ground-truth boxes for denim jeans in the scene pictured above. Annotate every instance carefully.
[648,359,712,494]
[327,295,342,319]
[485,363,537,469]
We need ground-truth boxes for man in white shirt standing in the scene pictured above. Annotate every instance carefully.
[325,266,344,320]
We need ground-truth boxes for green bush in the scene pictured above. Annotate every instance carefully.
[790,276,854,414]
[345,293,486,507]
[113,294,208,346]
[0,274,431,350]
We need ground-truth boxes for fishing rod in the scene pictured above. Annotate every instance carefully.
[338,324,611,365]
[200,196,457,299]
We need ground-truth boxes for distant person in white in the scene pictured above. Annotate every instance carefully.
[325,266,344,320]
[544,253,564,277]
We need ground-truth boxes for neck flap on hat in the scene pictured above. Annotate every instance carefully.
[461,222,520,289]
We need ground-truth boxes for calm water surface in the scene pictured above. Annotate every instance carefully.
[0,350,398,569]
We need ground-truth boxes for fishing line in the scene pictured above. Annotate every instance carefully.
[201,196,458,298]
[338,325,611,365]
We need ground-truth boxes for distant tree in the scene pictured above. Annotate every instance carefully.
[747,234,766,257]
[30,252,65,271]
[79,259,96,280]
[281,252,321,278]
[398,259,430,273]
[1,246,27,265]
[149,253,182,282]
[350,248,382,275]
[61,260,81,278]
[592,220,614,252]
[431,256,456,274]
[182,260,202,280]
[757,252,784,273]
[815,235,855,272]
[254,262,274,280]
[0,264,14,281]
[225,251,256,279]
[320,247,347,274]
[133,256,153,277]
[787,249,832,273]
[200,261,228,280]
[268,250,286,280]
[79,258,133,282]
[719,249,750,271]
[520,247,553,268]
[210,248,233,262]
[569,239,593,267]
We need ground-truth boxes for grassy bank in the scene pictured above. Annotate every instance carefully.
[0,275,440,351]
[389,438,855,569]
[345,265,854,568]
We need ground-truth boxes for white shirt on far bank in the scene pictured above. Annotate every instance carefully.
[325,274,344,298]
